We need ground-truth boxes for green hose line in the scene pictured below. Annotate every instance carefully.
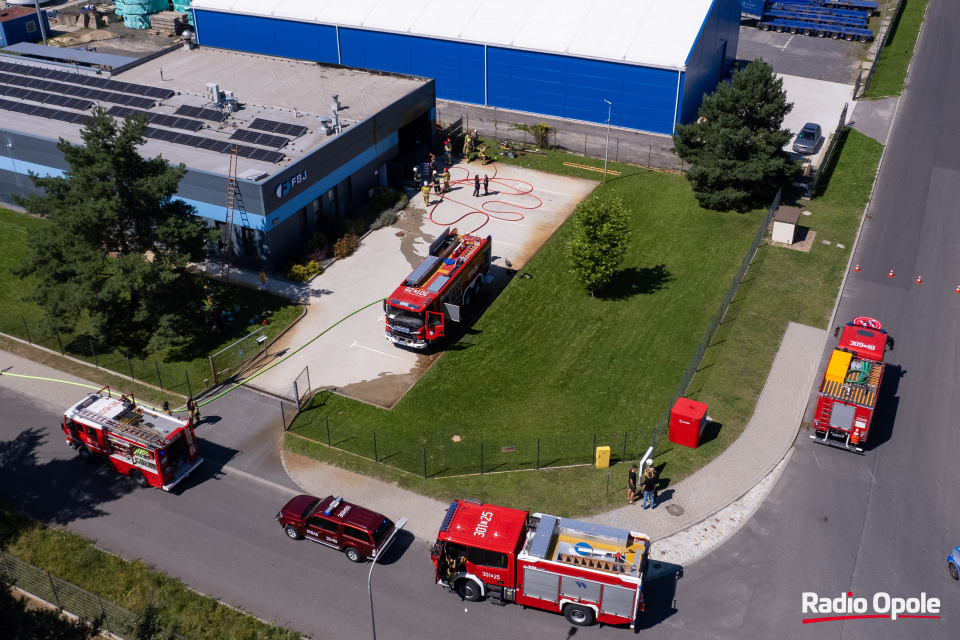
[0,299,386,414]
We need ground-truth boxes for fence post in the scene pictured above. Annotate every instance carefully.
[326,416,331,446]
[648,144,652,168]
[47,571,61,609]
[280,400,287,430]
[293,381,300,410]
[21,317,31,343]
[623,432,628,463]
[56,331,64,356]
[89,338,99,368]
[209,355,217,386]
[373,431,378,463]
[615,138,619,163]
[306,366,311,394]
[584,133,587,155]
[480,443,484,475]
[185,370,192,398]
[592,434,596,462]
[155,361,163,389]
[536,438,540,471]
[423,447,427,479]
[126,351,135,381]
[97,594,108,632]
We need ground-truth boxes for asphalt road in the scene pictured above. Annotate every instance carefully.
[1,388,644,639]
[634,1,960,638]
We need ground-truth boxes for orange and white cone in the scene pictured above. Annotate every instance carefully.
[854,263,860,272]
[916,275,923,284]
[888,270,894,278]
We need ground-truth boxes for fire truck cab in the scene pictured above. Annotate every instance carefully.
[384,227,492,349]
[432,499,650,628]
[63,390,203,491]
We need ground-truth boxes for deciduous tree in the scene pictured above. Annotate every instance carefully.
[567,196,631,296]
[673,59,800,211]
[11,108,215,352]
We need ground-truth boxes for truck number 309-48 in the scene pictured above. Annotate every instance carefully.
[474,511,495,537]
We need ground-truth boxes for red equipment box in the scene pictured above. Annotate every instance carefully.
[669,399,708,449]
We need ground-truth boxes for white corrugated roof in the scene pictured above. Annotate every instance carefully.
[191,0,715,69]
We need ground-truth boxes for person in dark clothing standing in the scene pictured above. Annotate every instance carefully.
[433,170,441,194]
[627,464,638,505]
[483,174,489,195]
[641,461,658,509]
[473,174,481,197]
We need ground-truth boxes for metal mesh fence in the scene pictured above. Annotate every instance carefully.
[0,317,197,396]
[810,105,849,196]
[650,189,783,455]
[441,110,686,174]
[0,548,184,639]
[209,326,267,384]
[288,413,651,478]
[292,366,311,410]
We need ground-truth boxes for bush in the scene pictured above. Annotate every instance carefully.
[369,186,404,212]
[288,260,323,282]
[305,232,328,252]
[344,218,367,237]
[333,234,360,259]
[370,209,398,231]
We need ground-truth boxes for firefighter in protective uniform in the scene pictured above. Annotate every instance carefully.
[441,169,451,192]
[478,143,488,165]
[421,182,431,207]
[462,132,473,162]
[444,138,453,165]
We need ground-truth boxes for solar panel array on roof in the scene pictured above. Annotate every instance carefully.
[249,118,308,138]
[174,104,227,122]
[0,61,174,100]
[0,83,92,111]
[0,98,90,124]
[0,70,155,108]
[140,127,285,164]
[107,105,204,132]
[229,128,288,149]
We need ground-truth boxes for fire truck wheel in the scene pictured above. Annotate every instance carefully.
[563,604,595,626]
[130,470,149,489]
[455,579,482,602]
[284,525,302,540]
[950,563,959,581]
[77,446,93,463]
[344,546,362,563]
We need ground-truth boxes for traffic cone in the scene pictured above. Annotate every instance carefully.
[854,263,860,272]
[955,285,960,293]
[888,270,894,278]
[916,275,923,284]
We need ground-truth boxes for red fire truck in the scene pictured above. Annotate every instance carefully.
[63,389,203,490]
[432,499,650,628]
[811,317,891,453]
[384,227,492,349]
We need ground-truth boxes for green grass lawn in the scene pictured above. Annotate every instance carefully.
[287,134,884,518]
[658,129,884,478]
[0,208,302,403]
[864,0,930,98]
[288,150,766,516]
[0,503,299,640]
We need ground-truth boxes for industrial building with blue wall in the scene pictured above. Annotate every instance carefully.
[0,6,50,48]
[189,0,740,136]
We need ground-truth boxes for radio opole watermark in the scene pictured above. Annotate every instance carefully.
[802,591,941,623]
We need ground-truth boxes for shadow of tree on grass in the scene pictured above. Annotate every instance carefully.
[597,264,673,301]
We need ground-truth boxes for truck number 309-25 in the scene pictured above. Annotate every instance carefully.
[474,511,495,537]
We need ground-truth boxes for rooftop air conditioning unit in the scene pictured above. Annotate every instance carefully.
[206,83,221,105]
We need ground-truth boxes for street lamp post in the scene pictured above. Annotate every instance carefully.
[368,517,407,640]
[603,99,612,183]
[32,0,48,46]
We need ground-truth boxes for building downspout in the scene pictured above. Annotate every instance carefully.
[484,45,488,106]
[336,26,342,65]
[673,70,682,132]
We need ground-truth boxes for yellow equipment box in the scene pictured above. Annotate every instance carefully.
[825,350,852,385]
[595,446,611,469]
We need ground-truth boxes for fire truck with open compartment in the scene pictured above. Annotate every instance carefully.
[432,499,650,628]
[384,227,492,349]
[62,388,203,490]
[810,316,892,453]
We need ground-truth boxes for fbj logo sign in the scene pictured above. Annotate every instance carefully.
[275,171,308,198]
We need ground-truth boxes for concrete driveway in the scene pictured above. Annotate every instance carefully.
[779,74,857,171]
[248,162,596,407]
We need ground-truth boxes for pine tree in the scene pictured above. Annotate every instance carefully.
[11,108,216,352]
[567,196,631,296]
[673,59,801,211]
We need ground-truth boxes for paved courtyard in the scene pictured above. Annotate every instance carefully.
[245,162,597,407]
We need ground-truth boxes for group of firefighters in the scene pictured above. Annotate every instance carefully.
[417,131,493,207]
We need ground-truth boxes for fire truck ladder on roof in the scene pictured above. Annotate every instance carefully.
[76,408,169,449]
[220,146,251,282]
